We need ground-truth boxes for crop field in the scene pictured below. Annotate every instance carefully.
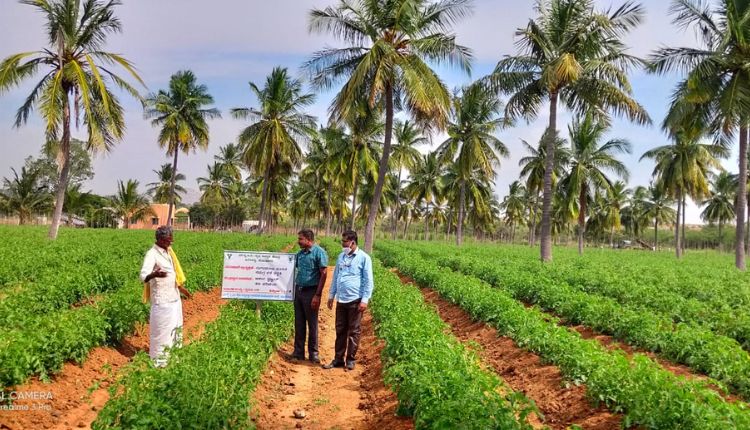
[1,227,749,430]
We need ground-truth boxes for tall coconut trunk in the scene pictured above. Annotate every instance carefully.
[257,165,271,235]
[681,195,687,253]
[403,215,410,239]
[391,168,402,240]
[577,187,586,256]
[165,148,179,226]
[540,91,558,262]
[424,202,430,241]
[719,219,724,252]
[48,87,72,240]
[674,187,682,258]
[654,218,659,251]
[529,196,537,246]
[325,182,333,237]
[746,196,749,255]
[364,83,394,253]
[737,127,748,270]
[457,181,466,247]
[350,178,359,230]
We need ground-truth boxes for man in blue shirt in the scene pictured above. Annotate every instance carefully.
[291,229,328,363]
[323,230,374,371]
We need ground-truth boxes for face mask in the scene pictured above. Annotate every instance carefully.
[342,246,350,254]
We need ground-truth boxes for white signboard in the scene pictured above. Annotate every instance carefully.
[221,251,296,301]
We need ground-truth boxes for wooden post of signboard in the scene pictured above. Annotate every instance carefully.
[256,300,262,318]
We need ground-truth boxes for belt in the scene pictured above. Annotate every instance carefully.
[297,284,318,289]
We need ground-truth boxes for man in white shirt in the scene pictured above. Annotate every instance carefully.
[139,226,191,367]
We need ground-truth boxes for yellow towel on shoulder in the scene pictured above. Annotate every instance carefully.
[142,247,187,303]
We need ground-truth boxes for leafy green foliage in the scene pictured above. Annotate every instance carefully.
[0,227,291,389]
[376,243,750,429]
[93,300,292,430]
[319,239,537,429]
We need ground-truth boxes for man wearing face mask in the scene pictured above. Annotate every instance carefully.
[323,230,374,371]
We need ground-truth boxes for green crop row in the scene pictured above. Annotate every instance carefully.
[455,243,750,349]
[405,244,750,402]
[376,243,750,430]
[318,240,538,429]
[0,231,291,389]
[92,300,292,430]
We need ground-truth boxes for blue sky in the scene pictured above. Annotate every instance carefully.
[0,0,737,223]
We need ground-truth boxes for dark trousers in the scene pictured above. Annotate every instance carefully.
[293,287,319,358]
[334,299,362,363]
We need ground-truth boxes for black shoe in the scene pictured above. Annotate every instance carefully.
[345,360,355,370]
[322,360,344,369]
[285,352,304,361]
[309,354,320,364]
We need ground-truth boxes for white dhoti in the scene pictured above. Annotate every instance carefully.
[149,299,183,367]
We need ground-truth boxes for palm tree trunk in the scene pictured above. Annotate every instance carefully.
[532,206,537,245]
[745,197,749,255]
[457,181,466,247]
[350,179,359,230]
[674,187,682,258]
[610,226,615,248]
[392,168,402,240]
[719,220,724,252]
[737,126,748,270]
[578,187,586,256]
[681,195,687,253]
[48,89,72,240]
[654,218,659,251]
[257,166,271,235]
[364,83,394,253]
[165,148,179,227]
[403,215,409,239]
[424,203,430,241]
[540,91,558,262]
[325,182,333,237]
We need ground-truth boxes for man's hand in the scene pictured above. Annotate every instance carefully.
[311,295,321,310]
[327,298,334,310]
[146,268,167,282]
[358,302,368,313]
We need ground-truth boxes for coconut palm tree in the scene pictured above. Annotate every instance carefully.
[147,164,186,204]
[304,126,344,236]
[215,143,244,182]
[232,67,316,234]
[144,70,219,225]
[501,181,527,244]
[305,0,473,252]
[519,134,570,245]
[640,128,727,258]
[0,167,52,224]
[197,162,231,205]
[333,101,383,229]
[621,185,650,240]
[62,183,99,222]
[702,171,736,251]
[109,179,153,229]
[649,0,750,269]
[642,184,677,251]
[390,120,427,239]
[602,180,631,246]
[405,152,444,241]
[559,113,631,255]
[0,0,144,238]
[437,82,509,246]
[487,0,650,261]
